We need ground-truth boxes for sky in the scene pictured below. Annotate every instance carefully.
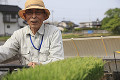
[5,0,120,24]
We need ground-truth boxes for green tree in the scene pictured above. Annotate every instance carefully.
[102,8,120,34]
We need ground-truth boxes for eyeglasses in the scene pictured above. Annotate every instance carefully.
[25,9,45,16]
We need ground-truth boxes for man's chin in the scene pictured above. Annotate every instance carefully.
[30,25,41,29]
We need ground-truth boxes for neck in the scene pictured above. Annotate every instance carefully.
[30,27,39,35]
[29,23,43,35]
[30,24,43,35]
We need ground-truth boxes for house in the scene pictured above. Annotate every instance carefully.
[0,5,25,36]
[79,19,101,28]
[57,21,68,28]
[58,21,76,28]
[79,22,93,28]
[57,21,78,31]
[92,18,101,28]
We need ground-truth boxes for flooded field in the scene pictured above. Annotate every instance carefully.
[0,41,5,46]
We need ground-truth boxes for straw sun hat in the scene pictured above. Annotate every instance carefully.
[18,0,50,20]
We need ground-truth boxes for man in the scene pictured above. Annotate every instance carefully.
[0,0,64,68]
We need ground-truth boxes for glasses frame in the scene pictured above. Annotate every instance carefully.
[25,9,45,16]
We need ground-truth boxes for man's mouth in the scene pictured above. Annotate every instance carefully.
[31,21,38,24]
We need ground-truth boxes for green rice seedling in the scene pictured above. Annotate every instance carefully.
[2,57,104,80]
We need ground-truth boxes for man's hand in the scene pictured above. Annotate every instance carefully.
[28,62,37,68]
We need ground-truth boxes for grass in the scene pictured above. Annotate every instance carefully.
[0,36,10,41]
[62,33,120,39]
[62,33,80,39]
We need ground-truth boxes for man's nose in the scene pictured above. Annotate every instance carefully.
[32,12,37,19]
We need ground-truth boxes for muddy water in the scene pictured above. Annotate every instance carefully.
[0,41,5,46]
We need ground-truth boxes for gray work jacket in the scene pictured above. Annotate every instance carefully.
[0,24,64,65]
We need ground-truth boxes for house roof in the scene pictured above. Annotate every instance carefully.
[62,21,73,24]
[0,4,21,12]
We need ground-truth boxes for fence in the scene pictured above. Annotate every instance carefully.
[63,36,120,59]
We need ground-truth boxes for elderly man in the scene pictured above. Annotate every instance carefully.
[0,0,64,68]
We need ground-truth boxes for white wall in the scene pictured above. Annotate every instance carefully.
[58,22,67,27]
[4,23,20,35]
[0,12,5,36]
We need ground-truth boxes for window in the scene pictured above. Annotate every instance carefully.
[3,14,10,22]
[3,13,17,23]
[20,26,24,28]
[11,14,16,19]
[7,25,10,28]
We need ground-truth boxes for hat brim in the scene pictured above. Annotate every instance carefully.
[18,7,50,20]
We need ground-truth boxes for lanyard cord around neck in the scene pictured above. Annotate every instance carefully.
[30,25,45,52]
[30,34,44,51]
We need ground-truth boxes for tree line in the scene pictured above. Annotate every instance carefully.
[102,8,120,34]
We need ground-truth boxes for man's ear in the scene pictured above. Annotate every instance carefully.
[43,13,47,20]
[23,13,26,20]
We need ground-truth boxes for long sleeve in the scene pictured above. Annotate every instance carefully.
[0,31,19,63]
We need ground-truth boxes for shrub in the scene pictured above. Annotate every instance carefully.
[74,28,82,31]
[63,28,69,32]
[2,57,104,80]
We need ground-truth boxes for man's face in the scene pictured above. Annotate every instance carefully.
[24,9,46,29]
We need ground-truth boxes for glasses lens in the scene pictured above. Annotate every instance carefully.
[25,9,44,15]
[25,9,33,15]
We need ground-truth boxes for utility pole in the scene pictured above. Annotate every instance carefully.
[63,17,65,21]
[51,10,54,25]
[89,8,91,28]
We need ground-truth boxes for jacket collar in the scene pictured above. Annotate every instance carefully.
[26,24,44,36]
